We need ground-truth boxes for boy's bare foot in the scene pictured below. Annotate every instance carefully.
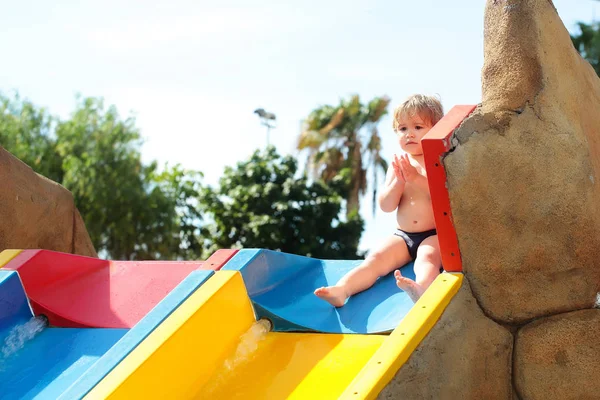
[394,270,423,303]
[314,286,348,307]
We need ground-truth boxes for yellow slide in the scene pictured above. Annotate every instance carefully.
[84,271,462,400]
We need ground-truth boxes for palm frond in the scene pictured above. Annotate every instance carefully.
[320,148,345,182]
[376,155,388,173]
[365,128,382,152]
[297,129,327,150]
[318,108,345,135]
[358,168,367,195]
[367,96,391,122]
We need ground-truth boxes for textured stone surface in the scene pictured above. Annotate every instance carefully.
[0,146,97,257]
[377,279,513,400]
[514,309,600,400]
[444,0,600,324]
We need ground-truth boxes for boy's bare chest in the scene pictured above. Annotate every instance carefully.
[400,183,430,204]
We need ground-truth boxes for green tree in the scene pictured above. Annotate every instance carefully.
[141,164,204,260]
[200,147,364,259]
[571,21,600,76]
[297,94,390,218]
[0,93,63,182]
[55,96,205,260]
[0,93,204,260]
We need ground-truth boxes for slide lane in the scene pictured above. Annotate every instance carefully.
[222,249,418,334]
[0,250,205,328]
[0,249,234,400]
[84,270,463,399]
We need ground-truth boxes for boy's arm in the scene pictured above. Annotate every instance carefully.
[378,164,405,213]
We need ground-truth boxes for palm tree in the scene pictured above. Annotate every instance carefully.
[297,94,391,219]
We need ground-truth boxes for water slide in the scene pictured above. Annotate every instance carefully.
[0,105,474,399]
[0,249,461,400]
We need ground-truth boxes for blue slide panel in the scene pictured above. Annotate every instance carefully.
[0,270,34,337]
[223,249,417,334]
[58,270,214,400]
[0,327,127,400]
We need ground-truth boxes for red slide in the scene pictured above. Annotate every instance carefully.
[2,249,236,328]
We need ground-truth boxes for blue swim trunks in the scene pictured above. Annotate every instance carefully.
[394,228,437,261]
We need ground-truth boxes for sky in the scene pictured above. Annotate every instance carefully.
[2,0,599,253]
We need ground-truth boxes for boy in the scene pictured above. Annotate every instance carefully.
[315,94,444,306]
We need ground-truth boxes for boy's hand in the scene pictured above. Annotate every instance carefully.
[392,154,406,184]
[399,154,420,182]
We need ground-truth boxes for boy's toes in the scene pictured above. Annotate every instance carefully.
[315,286,347,307]
[314,287,328,296]
[395,276,422,303]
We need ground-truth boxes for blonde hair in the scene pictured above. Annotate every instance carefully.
[392,94,444,132]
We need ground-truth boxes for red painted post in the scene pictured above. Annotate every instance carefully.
[421,105,477,272]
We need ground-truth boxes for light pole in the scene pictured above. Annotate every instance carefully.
[253,108,276,147]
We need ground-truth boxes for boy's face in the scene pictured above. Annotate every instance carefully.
[395,114,433,156]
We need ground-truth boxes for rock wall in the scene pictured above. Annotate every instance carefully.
[445,0,600,324]
[378,280,514,400]
[514,309,600,400]
[0,146,97,257]
[381,1,600,399]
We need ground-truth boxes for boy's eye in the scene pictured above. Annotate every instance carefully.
[415,126,422,130]
[400,127,407,132]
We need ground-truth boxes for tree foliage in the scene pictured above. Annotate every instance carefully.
[1,92,366,261]
[0,93,204,260]
[200,147,364,259]
[571,21,600,76]
[0,94,63,182]
[297,94,390,218]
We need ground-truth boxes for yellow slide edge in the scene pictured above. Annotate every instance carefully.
[0,249,22,268]
[340,272,463,400]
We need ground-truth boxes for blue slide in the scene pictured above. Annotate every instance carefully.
[222,249,417,334]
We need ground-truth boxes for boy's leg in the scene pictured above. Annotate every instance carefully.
[395,235,441,302]
[315,234,412,307]
[413,235,442,289]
